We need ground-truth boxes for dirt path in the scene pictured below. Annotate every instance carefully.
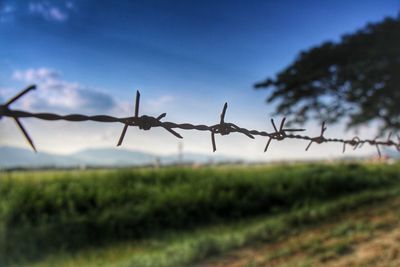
[197,198,400,267]
[325,227,400,267]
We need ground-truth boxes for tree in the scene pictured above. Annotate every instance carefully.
[254,16,400,133]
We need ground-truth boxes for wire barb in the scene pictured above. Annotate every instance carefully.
[0,85,399,157]
[264,118,305,153]
[0,85,37,152]
[210,103,254,152]
[305,121,327,151]
[117,90,140,146]
[117,90,183,147]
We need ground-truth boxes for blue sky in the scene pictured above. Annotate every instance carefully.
[0,0,398,160]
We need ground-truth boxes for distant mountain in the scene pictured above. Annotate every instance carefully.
[0,146,78,168]
[160,152,235,165]
[72,148,156,166]
[0,146,239,169]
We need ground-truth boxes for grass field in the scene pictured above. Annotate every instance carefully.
[1,162,399,266]
[199,193,400,267]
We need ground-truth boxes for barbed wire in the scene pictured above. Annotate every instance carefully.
[1,85,399,157]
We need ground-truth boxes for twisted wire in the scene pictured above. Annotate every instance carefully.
[1,85,399,156]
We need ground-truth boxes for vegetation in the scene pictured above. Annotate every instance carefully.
[15,184,400,267]
[0,163,399,266]
[202,190,400,267]
[255,15,400,132]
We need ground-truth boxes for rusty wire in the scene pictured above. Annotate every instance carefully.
[1,85,399,157]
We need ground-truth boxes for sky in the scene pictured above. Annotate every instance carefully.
[0,0,399,161]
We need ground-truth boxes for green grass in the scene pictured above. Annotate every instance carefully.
[21,185,400,267]
[0,162,399,265]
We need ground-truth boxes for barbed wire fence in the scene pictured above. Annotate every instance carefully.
[1,85,399,157]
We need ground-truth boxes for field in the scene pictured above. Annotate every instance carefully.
[0,162,400,267]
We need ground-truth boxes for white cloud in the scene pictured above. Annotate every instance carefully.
[1,1,75,23]
[13,67,60,82]
[48,7,67,21]
[28,1,69,22]
[12,68,116,113]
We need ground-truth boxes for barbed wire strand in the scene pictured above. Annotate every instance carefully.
[1,85,399,157]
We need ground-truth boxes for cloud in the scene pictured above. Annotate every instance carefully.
[1,1,75,23]
[0,4,15,23]
[13,68,60,82]
[12,68,116,113]
[28,1,71,22]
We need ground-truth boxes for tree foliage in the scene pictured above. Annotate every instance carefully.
[255,16,400,132]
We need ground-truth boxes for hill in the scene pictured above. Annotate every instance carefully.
[0,146,238,169]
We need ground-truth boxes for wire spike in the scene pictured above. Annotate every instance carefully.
[376,144,381,158]
[353,143,359,150]
[279,117,286,131]
[5,85,36,106]
[271,119,278,133]
[264,137,272,152]
[157,113,167,120]
[243,131,255,139]
[220,103,228,124]
[164,127,183,139]
[321,121,327,135]
[211,132,216,152]
[305,140,313,151]
[14,118,36,152]
[135,90,140,117]
[117,124,129,146]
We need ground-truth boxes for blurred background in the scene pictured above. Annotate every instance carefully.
[0,1,399,267]
[1,0,398,167]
